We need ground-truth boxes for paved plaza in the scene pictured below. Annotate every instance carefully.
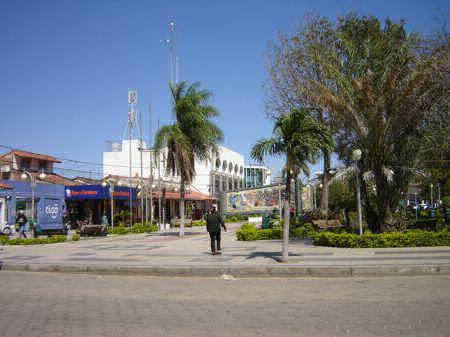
[1,223,449,277]
[0,271,449,337]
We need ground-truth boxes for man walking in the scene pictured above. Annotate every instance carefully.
[16,210,28,239]
[206,206,226,255]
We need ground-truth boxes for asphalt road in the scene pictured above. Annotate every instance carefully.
[1,271,449,337]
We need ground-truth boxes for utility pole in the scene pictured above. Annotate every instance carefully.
[139,110,144,225]
[149,102,153,225]
[128,88,137,227]
[158,118,162,230]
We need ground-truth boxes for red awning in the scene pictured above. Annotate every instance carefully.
[150,190,217,201]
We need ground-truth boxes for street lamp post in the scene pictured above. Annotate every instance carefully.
[102,179,122,229]
[414,192,418,220]
[21,170,46,227]
[430,183,434,208]
[313,183,317,210]
[352,149,363,236]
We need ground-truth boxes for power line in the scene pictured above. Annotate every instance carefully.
[0,144,244,176]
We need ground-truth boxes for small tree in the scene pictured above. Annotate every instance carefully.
[251,108,332,261]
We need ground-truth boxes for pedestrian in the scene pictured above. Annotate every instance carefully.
[206,206,227,255]
[16,210,28,239]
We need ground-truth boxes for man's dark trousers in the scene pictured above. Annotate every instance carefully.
[209,230,221,253]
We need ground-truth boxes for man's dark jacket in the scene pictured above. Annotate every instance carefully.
[16,214,27,226]
[206,212,225,232]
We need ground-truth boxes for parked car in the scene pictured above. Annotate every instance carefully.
[414,203,429,210]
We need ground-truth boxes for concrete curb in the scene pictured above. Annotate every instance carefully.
[1,262,449,277]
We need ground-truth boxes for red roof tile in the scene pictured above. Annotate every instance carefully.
[0,182,12,190]
[0,150,61,163]
[10,169,79,186]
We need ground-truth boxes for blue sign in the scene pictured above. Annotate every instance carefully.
[40,198,62,225]
[65,185,136,201]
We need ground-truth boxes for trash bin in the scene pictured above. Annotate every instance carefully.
[262,214,270,229]
[445,208,450,223]
[429,209,436,218]
[31,221,42,238]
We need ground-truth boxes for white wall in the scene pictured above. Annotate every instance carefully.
[103,141,244,195]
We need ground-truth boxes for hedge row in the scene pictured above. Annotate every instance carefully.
[0,235,67,245]
[107,223,159,235]
[236,223,316,241]
[236,223,450,248]
[313,230,450,248]
[172,221,205,227]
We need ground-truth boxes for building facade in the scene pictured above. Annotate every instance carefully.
[244,165,271,188]
[103,140,245,197]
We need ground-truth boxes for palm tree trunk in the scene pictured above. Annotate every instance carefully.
[376,173,393,232]
[294,177,298,217]
[179,179,185,237]
[282,170,291,262]
[320,150,330,218]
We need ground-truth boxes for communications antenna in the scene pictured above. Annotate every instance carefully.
[126,88,139,226]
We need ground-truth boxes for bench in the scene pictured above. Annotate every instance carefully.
[312,219,344,229]
[248,217,263,227]
[79,224,107,237]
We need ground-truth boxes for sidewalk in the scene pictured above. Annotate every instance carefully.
[1,223,449,277]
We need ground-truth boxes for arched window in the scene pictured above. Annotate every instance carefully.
[215,158,221,170]
[229,162,233,172]
[222,160,227,171]
[234,164,238,173]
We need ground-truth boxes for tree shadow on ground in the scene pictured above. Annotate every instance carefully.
[244,251,302,262]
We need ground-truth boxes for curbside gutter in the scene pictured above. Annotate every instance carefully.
[1,262,449,278]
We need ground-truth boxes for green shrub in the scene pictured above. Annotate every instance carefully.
[313,230,450,248]
[2,235,67,245]
[108,223,159,235]
[225,215,238,223]
[0,236,9,245]
[109,226,131,235]
[236,222,315,241]
[72,234,80,241]
[192,220,206,226]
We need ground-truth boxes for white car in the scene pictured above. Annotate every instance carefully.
[413,203,429,210]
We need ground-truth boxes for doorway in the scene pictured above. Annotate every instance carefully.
[0,198,5,226]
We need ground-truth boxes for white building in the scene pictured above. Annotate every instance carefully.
[103,140,244,197]
[244,165,271,188]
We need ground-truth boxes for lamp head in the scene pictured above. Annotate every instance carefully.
[21,173,27,180]
[352,149,362,161]
[117,181,122,186]
[39,172,46,180]
[102,181,107,187]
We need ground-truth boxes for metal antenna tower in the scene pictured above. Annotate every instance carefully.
[166,18,180,86]
[127,88,138,226]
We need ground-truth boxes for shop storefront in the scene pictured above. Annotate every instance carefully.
[0,179,66,231]
[65,185,137,225]
[151,190,217,222]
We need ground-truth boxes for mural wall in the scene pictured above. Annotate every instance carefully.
[224,184,313,214]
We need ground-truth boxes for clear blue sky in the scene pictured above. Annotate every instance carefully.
[1,0,447,179]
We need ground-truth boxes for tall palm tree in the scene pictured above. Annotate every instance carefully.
[251,108,332,261]
[154,81,223,236]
